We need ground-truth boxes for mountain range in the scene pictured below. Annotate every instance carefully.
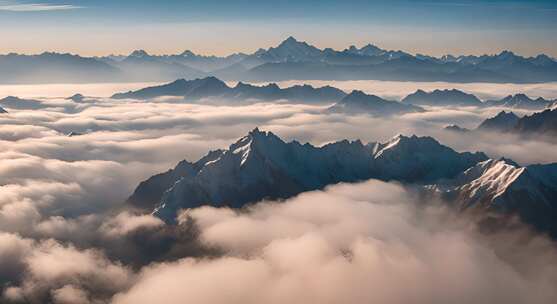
[328,90,424,115]
[402,89,482,107]
[128,129,557,237]
[113,77,424,115]
[447,108,557,138]
[111,76,556,110]
[3,37,557,84]
[128,129,487,223]
[430,159,557,236]
[112,76,346,103]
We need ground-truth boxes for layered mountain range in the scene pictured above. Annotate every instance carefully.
[3,37,557,84]
[111,76,556,111]
[112,76,346,103]
[128,129,557,236]
[446,108,557,137]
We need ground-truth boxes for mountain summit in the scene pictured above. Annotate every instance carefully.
[329,90,424,115]
[128,129,487,223]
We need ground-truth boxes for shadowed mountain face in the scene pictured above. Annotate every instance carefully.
[402,89,482,107]
[484,94,554,110]
[328,90,424,116]
[112,77,555,111]
[0,96,48,110]
[2,37,557,84]
[128,129,487,223]
[443,108,557,143]
[477,111,521,132]
[111,77,346,103]
[474,108,557,136]
[513,108,557,135]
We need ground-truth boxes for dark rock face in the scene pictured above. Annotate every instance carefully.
[128,129,487,223]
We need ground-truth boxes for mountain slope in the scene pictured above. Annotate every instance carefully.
[484,94,553,110]
[128,129,487,223]
[0,96,48,110]
[402,89,482,107]
[473,108,557,137]
[433,159,557,236]
[0,52,122,84]
[112,77,346,103]
[329,90,424,115]
[477,111,520,131]
[254,36,324,63]
[513,108,557,136]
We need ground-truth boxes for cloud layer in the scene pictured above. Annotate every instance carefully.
[1,83,557,303]
[113,181,557,304]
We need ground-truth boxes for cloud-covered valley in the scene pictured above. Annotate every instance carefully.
[1,84,557,303]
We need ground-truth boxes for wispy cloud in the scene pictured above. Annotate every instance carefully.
[0,2,81,12]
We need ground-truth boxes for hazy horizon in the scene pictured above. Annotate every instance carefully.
[0,0,556,57]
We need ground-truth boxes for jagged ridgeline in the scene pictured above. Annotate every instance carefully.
[128,129,488,222]
[2,37,557,84]
[128,129,557,237]
[110,77,556,111]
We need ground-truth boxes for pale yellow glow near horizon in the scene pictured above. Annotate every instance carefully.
[0,22,556,57]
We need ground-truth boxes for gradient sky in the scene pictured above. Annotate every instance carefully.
[0,0,556,57]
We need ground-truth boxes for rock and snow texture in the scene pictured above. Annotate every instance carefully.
[431,158,557,236]
[128,129,487,223]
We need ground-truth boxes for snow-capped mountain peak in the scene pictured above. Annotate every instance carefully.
[129,130,489,223]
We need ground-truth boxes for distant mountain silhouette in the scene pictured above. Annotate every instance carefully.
[513,108,557,135]
[402,89,482,107]
[328,90,424,116]
[477,111,521,132]
[0,96,47,110]
[444,124,471,133]
[484,94,554,110]
[2,37,557,84]
[112,76,346,103]
[0,52,121,84]
[448,108,557,139]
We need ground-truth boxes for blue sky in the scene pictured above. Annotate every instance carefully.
[0,0,556,57]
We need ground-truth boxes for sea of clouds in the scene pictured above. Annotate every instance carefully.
[1,82,557,303]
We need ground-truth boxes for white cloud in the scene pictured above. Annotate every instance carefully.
[113,181,557,304]
[0,2,81,12]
